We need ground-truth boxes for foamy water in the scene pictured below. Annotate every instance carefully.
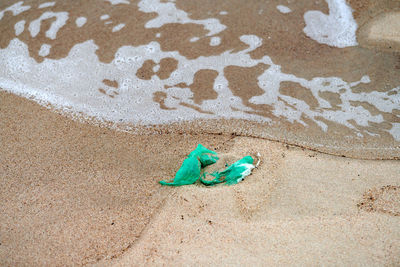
[303,0,358,48]
[0,0,399,145]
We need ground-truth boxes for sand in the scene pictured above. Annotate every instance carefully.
[358,12,400,52]
[1,92,400,266]
[101,137,400,266]
[1,0,400,266]
[0,92,233,266]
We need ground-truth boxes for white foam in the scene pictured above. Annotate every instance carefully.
[112,23,125,32]
[75,17,87,27]
[0,38,263,126]
[389,123,400,141]
[0,0,398,143]
[38,2,55,9]
[38,44,51,57]
[249,71,397,132]
[303,0,358,48]
[153,64,160,72]
[219,11,228,15]
[350,75,370,87]
[240,35,263,50]
[100,14,110,20]
[138,0,226,36]
[210,36,221,46]
[14,20,25,36]
[0,32,399,140]
[190,37,200,42]
[276,5,292,14]
[29,12,69,39]
[105,0,130,4]
[0,1,30,21]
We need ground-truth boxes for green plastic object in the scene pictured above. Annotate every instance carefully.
[159,144,218,186]
[188,144,219,168]
[200,156,255,185]
[159,144,256,186]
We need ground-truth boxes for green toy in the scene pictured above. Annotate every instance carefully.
[159,144,258,186]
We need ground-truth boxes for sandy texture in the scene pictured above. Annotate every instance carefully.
[367,13,400,43]
[101,137,400,266]
[1,88,400,266]
[358,12,400,52]
[0,92,232,266]
[1,0,400,265]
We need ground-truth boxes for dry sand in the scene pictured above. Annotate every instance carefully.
[1,92,400,266]
[102,137,400,266]
[0,92,233,266]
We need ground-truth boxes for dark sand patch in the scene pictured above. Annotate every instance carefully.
[0,91,232,266]
[358,185,400,216]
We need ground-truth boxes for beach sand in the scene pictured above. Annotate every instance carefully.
[358,12,400,52]
[1,92,399,266]
[0,91,233,266]
[1,0,400,265]
[103,138,400,266]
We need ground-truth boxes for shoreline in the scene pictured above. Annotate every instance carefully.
[1,0,400,264]
[1,91,399,266]
[2,89,398,160]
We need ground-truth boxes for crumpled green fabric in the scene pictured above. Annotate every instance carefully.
[159,144,256,186]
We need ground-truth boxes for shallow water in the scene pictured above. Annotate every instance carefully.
[0,0,399,158]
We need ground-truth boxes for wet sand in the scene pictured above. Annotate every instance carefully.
[1,0,399,159]
[358,11,400,52]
